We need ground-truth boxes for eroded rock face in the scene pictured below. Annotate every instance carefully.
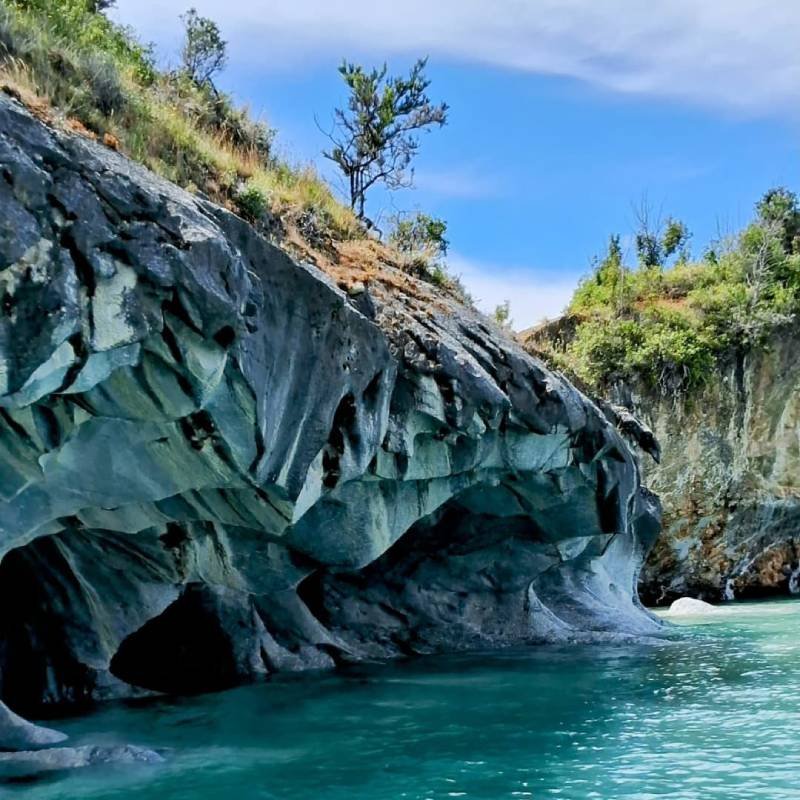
[0,95,661,715]
[524,313,800,606]
[608,334,800,605]
[0,701,67,751]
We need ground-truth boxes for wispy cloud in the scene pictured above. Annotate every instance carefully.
[448,254,576,331]
[115,0,800,115]
[413,166,505,200]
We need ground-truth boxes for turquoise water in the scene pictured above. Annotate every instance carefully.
[8,600,800,799]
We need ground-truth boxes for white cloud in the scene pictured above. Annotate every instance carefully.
[448,254,576,331]
[413,166,505,200]
[114,0,800,114]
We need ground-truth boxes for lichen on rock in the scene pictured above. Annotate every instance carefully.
[0,94,661,723]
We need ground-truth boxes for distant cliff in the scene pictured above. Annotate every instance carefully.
[525,317,800,605]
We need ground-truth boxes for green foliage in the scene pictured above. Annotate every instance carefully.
[571,235,628,314]
[0,0,361,244]
[323,58,448,222]
[9,0,155,83]
[568,312,715,393]
[662,218,691,262]
[562,193,800,393]
[389,212,448,259]
[492,301,512,329]
[635,214,691,268]
[384,212,469,303]
[180,8,227,88]
[756,187,800,254]
[1,2,136,123]
[235,182,268,222]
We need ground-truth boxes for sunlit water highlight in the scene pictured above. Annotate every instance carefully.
[9,600,800,799]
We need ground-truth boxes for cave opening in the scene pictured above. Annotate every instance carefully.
[109,584,248,696]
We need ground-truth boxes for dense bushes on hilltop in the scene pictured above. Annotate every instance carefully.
[536,191,800,394]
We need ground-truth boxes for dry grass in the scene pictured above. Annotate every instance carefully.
[0,0,476,319]
[0,1,362,245]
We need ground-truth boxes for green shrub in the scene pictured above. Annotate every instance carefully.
[389,212,449,259]
[560,193,800,393]
[0,0,362,248]
[9,0,156,82]
[492,301,512,329]
[235,182,268,221]
[77,49,128,115]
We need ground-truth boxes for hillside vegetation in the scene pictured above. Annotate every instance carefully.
[0,0,364,239]
[0,0,471,303]
[528,190,800,394]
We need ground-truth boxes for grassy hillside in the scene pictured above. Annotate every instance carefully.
[525,191,800,395]
[0,0,362,237]
[0,0,472,305]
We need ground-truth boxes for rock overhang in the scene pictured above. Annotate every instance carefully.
[0,94,662,717]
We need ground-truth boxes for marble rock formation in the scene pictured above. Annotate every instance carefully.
[0,744,162,781]
[0,93,661,731]
[666,597,718,615]
[524,314,800,605]
[610,333,800,605]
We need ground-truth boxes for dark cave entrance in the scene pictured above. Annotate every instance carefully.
[108,584,246,695]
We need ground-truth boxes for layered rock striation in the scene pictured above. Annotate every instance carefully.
[0,95,660,723]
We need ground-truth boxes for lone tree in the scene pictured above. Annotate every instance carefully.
[757,187,800,253]
[633,199,691,268]
[180,8,227,88]
[323,58,448,223]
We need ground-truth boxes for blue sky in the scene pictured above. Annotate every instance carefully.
[112,1,800,328]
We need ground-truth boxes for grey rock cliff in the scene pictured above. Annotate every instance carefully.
[0,700,67,750]
[525,314,800,605]
[0,94,660,720]
[612,332,800,604]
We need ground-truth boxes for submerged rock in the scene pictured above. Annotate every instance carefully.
[0,94,661,716]
[0,744,163,781]
[666,597,718,615]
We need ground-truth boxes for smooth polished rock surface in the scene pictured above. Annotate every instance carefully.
[666,597,718,615]
[0,93,661,715]
[0,701,67,751]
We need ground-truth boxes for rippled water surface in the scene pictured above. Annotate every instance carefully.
[10,600,800,799]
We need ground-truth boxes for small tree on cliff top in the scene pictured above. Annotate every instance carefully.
[180,7,227,88]
[323,58,448,224]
